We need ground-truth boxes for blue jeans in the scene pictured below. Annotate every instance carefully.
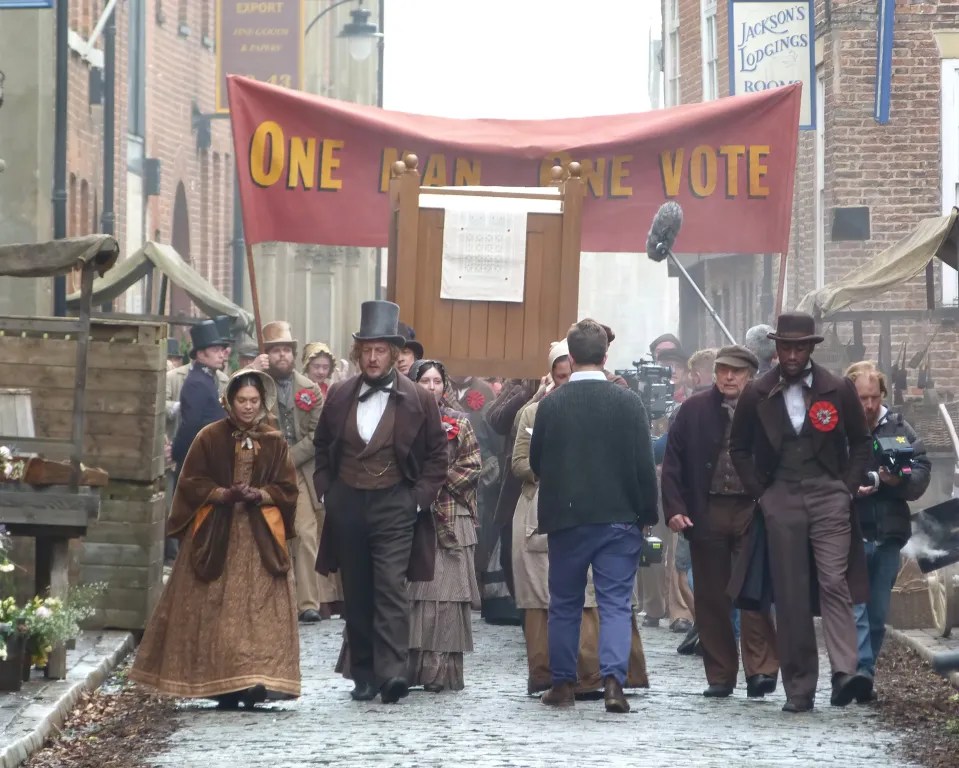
[547,523,643,685]
[854,539,902,676]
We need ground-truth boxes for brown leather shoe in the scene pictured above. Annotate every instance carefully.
[603,676,630,713]
[541,681,575,707]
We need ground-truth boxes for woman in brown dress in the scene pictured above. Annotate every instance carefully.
[131,369,301,709]
[407,359,482,691]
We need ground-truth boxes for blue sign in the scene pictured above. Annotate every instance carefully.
[874,0,894,124]
[0,1,55,7]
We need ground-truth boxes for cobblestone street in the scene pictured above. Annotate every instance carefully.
[148,615,917,768]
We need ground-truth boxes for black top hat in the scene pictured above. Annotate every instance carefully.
[166,338,181,358]
[213,315,234,343]
[397,321,424,359]
[353,301,406,347]
[767,312,824,344]
[190,320,230,353]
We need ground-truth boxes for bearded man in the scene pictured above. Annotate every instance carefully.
[314,301,447,704]
[261,321,325,623]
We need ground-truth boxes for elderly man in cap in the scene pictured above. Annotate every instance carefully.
[729,312,873,712]
[314,301,447,704]
[662,344,779,699]
[260,320,326,623]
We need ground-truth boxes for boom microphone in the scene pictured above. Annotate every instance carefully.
[645,201,684,262]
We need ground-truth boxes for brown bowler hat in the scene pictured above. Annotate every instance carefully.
[714,344,759,372]
[261,320,298,351]
[767,312,824,344]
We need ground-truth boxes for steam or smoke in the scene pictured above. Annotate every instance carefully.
[902,529,949,562]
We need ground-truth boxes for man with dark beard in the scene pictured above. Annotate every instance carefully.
[314,301,447,704]
[262,321,325,623]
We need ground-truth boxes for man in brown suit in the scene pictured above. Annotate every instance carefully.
[729,312,873,712]
[313,301,447,704]
[261,320,326,623]
[662,345,779,698]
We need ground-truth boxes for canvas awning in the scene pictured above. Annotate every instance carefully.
[0,235,119,278]
[65,241,253,334]
[797,208,959,318]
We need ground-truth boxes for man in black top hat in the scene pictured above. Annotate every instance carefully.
[729,311,873,713]
[171,320,230,468]
[396,321,423,377]
[314,301,447,705]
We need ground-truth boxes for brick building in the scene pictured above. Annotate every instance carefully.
[661,0,959,396]
[64,0,234,326]
[660,0,771,352]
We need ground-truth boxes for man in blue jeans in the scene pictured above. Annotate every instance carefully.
[847,363,930,699]
[530,319,658,713]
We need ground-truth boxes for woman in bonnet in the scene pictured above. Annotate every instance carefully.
[130,369,301,708]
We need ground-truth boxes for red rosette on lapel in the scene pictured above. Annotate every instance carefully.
[809,400,838,432]
[294,388,318,411]
[441,415,460,440]
[465,390,486,411]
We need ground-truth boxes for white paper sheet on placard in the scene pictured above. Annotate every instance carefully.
[440,207,527,303]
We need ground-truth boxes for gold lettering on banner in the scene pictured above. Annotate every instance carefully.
[659,145,772,199]
[250,121,285,187]
[247,122,344,190]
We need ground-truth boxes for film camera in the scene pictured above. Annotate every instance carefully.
[615,356,675,420]
[872,435,915,479]
[639,536,663,568]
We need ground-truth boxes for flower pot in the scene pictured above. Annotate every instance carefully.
[0,634,26,692]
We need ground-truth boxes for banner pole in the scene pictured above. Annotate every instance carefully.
[245,241,264,351]
[666,251,736,345]
[774,253,788,317]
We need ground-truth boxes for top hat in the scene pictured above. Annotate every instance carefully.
[353,301,406,347]
[767,312,824,344]
[190,320,229,353]
[714,344,759,371]
[166,338,182,358]
[397,321,423,360]
[261,320,298,351]
[213,315,234,344]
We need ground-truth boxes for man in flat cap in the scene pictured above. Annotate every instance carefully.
[662,344,779,699]
[729,312,873,712]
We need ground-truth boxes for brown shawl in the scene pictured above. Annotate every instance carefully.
[170,417,299,582]
[434,407,482,548]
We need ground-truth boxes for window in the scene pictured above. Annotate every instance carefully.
[128,0,146,138]
[942,60,959,306]
[701,0,718,100]
[815,71,825,289]
[665,0,680,106]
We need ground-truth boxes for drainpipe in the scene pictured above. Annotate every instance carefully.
[52,0,69,316]
[99,1,116,313]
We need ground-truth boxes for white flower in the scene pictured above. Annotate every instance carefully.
[0,645,6,662]
[35,606,52,619]
[0,446,11,462]
[0,562,12,573]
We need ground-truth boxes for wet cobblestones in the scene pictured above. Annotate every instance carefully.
[149,615,916,768]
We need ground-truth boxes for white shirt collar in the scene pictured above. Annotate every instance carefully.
[569,371,607,382]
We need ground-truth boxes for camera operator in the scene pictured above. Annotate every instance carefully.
[845,362,931,697]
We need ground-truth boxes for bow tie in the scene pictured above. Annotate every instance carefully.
[358,370,397,402]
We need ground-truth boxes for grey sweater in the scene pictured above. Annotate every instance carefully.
[529,378,659,534]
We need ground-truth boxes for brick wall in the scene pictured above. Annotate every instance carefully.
[66,1,234,306]
[788,0,959,393]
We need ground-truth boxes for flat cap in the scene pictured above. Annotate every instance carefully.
[714,344,759,372]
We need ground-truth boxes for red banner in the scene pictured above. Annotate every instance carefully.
[227,76,800,254]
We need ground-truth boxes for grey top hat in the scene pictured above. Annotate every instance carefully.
[166,338,182,358]
[353,301,406,347]
[190,320,229,352]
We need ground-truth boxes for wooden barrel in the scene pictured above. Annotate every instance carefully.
[0,389,34,438]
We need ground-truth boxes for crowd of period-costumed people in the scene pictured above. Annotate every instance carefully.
[139,301,929,716]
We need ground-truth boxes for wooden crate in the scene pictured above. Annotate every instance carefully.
[79,479,166,631]
[0,318,166,482]
[887,557,934,630]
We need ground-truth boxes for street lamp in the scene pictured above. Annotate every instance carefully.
[339,8,380,62]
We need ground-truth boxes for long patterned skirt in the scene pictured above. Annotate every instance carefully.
[407,506,479,691]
